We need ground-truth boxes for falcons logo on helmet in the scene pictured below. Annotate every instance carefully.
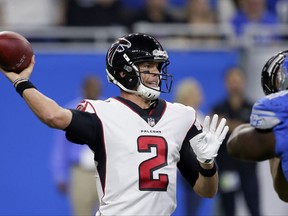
[107,38,131,66]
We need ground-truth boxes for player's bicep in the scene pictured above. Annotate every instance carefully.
[227,123,276,161]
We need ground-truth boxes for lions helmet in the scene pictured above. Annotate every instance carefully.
[261,50,288,95]
[106,33,173,100]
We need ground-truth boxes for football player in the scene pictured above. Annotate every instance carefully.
[227,50,288,202]
[0,33,228,215]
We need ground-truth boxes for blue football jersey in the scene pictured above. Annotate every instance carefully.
[250,90,288,180]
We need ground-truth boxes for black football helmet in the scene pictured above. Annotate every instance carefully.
[261,50,288,95]
[106,33,173,100]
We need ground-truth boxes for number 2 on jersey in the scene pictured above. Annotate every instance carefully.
[137,136,169,191]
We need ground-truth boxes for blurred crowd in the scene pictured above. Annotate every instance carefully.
[0,0,287,43]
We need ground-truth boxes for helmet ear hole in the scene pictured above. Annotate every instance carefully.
[119,72,126,78]
[123,73,139,89]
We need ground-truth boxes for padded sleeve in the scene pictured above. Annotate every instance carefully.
[64,109,102,146]
[177,125,202,187]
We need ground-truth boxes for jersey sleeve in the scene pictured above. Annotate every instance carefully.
[65,99,102,144]
[250,91,288,129]
[64,109,102,147]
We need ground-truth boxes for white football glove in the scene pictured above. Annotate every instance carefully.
[189,114,229,164]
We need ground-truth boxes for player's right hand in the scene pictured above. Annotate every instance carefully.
[0,55,35,84]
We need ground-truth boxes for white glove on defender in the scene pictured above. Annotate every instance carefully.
[190,114,229,164]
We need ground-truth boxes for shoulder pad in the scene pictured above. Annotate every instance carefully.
[76,99,96,114]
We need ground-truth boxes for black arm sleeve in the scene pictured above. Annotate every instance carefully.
[177,125,202,188]
[64,109,102,147]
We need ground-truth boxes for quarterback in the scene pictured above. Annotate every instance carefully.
[0,33,228,215]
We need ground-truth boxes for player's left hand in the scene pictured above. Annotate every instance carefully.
[189,114,229,164]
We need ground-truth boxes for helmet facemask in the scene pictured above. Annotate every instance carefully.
[261,50,288,95]
[276,58,288,92]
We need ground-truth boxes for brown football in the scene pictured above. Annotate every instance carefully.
[0,31,33,73]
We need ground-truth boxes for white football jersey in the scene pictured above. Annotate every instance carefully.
[68,97,202,216]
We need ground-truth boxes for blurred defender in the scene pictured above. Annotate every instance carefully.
[227,50,288,202]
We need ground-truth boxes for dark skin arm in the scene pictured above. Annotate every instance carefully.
[269,158,288,202]
[227,123,288,202]
[227,123,275,161]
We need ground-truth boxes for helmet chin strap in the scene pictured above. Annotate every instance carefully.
[137,83,160,100]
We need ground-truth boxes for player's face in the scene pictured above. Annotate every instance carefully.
[137,62,160,90]
[276,64,288,91]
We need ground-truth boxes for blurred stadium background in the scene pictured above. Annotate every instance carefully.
[0,0,288,215]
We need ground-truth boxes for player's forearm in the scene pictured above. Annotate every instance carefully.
[194,174,218,198]
[22,88,72,129]
[0,56,71,128]
[269,158,288,202]
[227,124,275,161]
[194,163,218,198]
